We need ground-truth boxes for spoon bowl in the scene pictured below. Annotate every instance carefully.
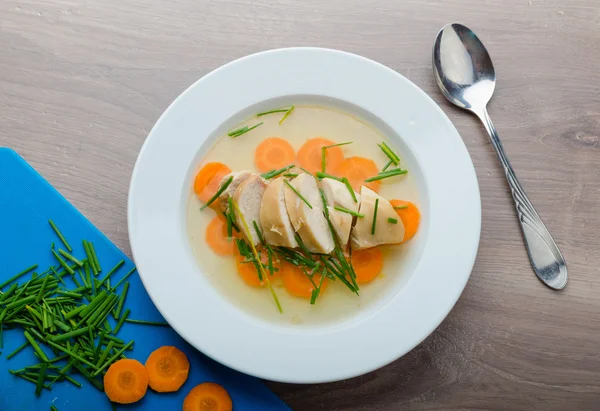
[432,23,567,290]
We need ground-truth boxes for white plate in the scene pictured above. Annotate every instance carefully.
[128,47,481,383]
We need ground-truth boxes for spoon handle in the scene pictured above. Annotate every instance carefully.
[476,108,567,290]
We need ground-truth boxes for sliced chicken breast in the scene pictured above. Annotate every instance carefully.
[218,171,253,213]
[284,173,334,254]
[319,178,360,247]
[259,177,298,248]
[233,175,267,246]
[351,186,405,250]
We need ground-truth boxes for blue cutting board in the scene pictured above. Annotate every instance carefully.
[0,148,290,411]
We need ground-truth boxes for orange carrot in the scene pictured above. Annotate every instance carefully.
[235,248,280,287]
[254,137,296,173]
[194,162,232,203]
[390,200,421,241]
[351,248,384,284]
[336,156,380,192]
[103,359,149,404]
[282,263,327,298]
[145,346,190,393]
[183,382,233,411]
[206,215,237,256]
[297,137,344,174]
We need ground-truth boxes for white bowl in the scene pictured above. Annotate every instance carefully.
[128,47,481,383]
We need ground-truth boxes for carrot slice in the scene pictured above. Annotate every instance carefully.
[206,215,237,256]
[103,359,149,404]
[145,346,190,393]
[297,137,344,174]
[254,137,295,173]
[282,263,327,298]
[194,162,232,203]
[351,248,384,284]
[390,200,421,241]
[236,248,280,287]
[336,156,380,192]
[183,382,233,411]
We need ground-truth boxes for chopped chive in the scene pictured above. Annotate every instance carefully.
[321,146,326,173]
[6,341,29,360]
[294,234,313,259]
[57,249,83,267]
[394,205,409,210]
[87,242,101,273]
[341,177,358,203]
[378,141,400,165]
[124,319,169,327]
[252,221,265,245]
[325,142,352,149]
[382,160,393,172]
[113,309,130,334]
[83,241,97,276]
[298,167,313,176]
[333,206,364,218]
[50,326,90,342]
[364,168,408,182]
[95,341,115,368]
[24,331,49,362]
[315,172,343,182]
[283,180,312,209]
[112,267,136,290]
[0,264,38,290]
[256,108,290,117]
[98,260,124,288]
[319,189,330,219]
[84,263,91,287]
[260,164,295,179]
[371,198,379,235]
[0,283,17,303]
[278,105,294,125]
[35,363,48,396]
[92,341,134,376]
[113,282,129,319]
[46,340,99,370]
[51,405,59,411]
[49,220,72,252]
[388,217,398,224]
[228,121,263,138]
[310,266,327,305]
[282,173,298,178]
[201,175,233,210]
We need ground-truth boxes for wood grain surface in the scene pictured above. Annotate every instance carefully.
[1,0,599,409]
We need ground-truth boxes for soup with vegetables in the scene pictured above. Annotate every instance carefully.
[187,105,421,325]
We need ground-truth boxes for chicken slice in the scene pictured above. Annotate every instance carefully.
[351,186,405,250]
[260,177,298,248]
[319,178,360,247]
[218,171,253,213]
[233,175,267,246]
[284,173,334,254]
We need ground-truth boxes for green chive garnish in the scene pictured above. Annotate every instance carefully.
[393,205,409,210]
[388,217,398,224]
[24,331,49,362]
[48,220,72,252]
[283,173,298,178]
[283,180,312,209]
[87,242,101,273]
[113,308,130,334]
[341,177,358,203]
[57,249,83,267]
[378,141,400,165]
[112,267,136,290]
[278,105,294,125]
[0,265,38,290]
[315,172,343,182]
[228,122,263,138]
[201,175,233,210]
[256,108,290,117]
[124,319,169,327]
[382,160,393,172]
[364,168,408,182]
[260,164,294,179]
[333,206,364,218]
[371,198,379,235]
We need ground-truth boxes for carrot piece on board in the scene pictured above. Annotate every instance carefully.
[206,215,237,256]
[390,200,421,241]
[236,248,280,287]
[351,248,384,284]
[194,162,232,203]
[145,346,190,393]
[282,263,327,298]
[183,382,233,411]
[336,156,380,192]
[297,137,344,175]
[254,137,296,173]
[103,359,149,404]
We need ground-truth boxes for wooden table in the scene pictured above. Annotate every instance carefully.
[1,0,599,409]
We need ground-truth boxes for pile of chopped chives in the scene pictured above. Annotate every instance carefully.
[0,220,168,400]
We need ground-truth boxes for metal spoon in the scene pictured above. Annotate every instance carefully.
[433,23,567,290]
